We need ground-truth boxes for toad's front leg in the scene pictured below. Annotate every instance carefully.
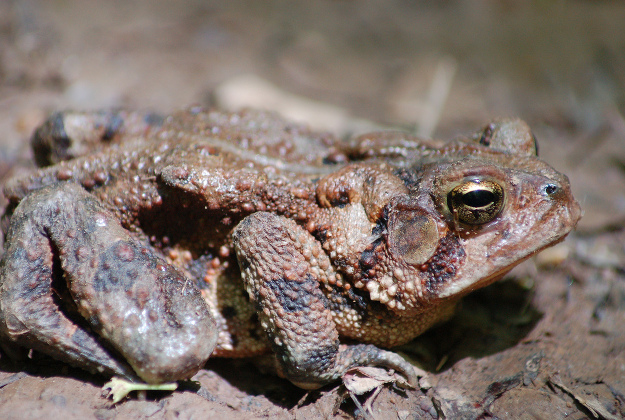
[233,212,416,389]
[0,183,217,384]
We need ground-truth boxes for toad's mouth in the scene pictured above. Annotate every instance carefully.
[437,196,581,300]
[438,240,553,299]
[436,245,541,300]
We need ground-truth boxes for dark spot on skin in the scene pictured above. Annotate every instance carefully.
[359,236,384,274]
[359,247,376,271]
[93,241,156,292]
[302,346,337,369]
[371,207,389,236]
[266,274,322,313]
[345,286,368,310]
[394,168,423,190]
[345,301,374,329]
[421,234,466,292]
[328,195,350,208]
[277,345,338,382]
[313,227,328,243]
[394,290,403,303]
[332,258,349,271]
[221,305,237,319]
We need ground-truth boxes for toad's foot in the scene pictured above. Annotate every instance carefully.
[103,377,178,404]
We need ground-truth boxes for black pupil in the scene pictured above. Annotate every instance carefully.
[462,189,495,208]
[545,184,558,195]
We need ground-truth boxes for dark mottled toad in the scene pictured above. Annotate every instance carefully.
[0,108,581,390]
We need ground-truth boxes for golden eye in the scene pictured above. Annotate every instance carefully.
[447,180,504,225]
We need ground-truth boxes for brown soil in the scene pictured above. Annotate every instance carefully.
[0,1,624,419]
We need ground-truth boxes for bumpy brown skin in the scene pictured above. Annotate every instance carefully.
[0,107,581,388]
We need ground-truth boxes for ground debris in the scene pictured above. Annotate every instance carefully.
[480,373,523,407]
[549,376,621,420]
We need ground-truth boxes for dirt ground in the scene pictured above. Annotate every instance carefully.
[0,1,624,419]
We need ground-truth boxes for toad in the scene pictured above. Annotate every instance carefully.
[0,107,581,393]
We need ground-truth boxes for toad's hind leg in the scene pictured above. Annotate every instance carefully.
[0,183,216,383]
[233,212,417,389]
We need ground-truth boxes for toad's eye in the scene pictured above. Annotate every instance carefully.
[447,180,504,225]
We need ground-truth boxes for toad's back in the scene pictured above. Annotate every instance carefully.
[3,109,347,245]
